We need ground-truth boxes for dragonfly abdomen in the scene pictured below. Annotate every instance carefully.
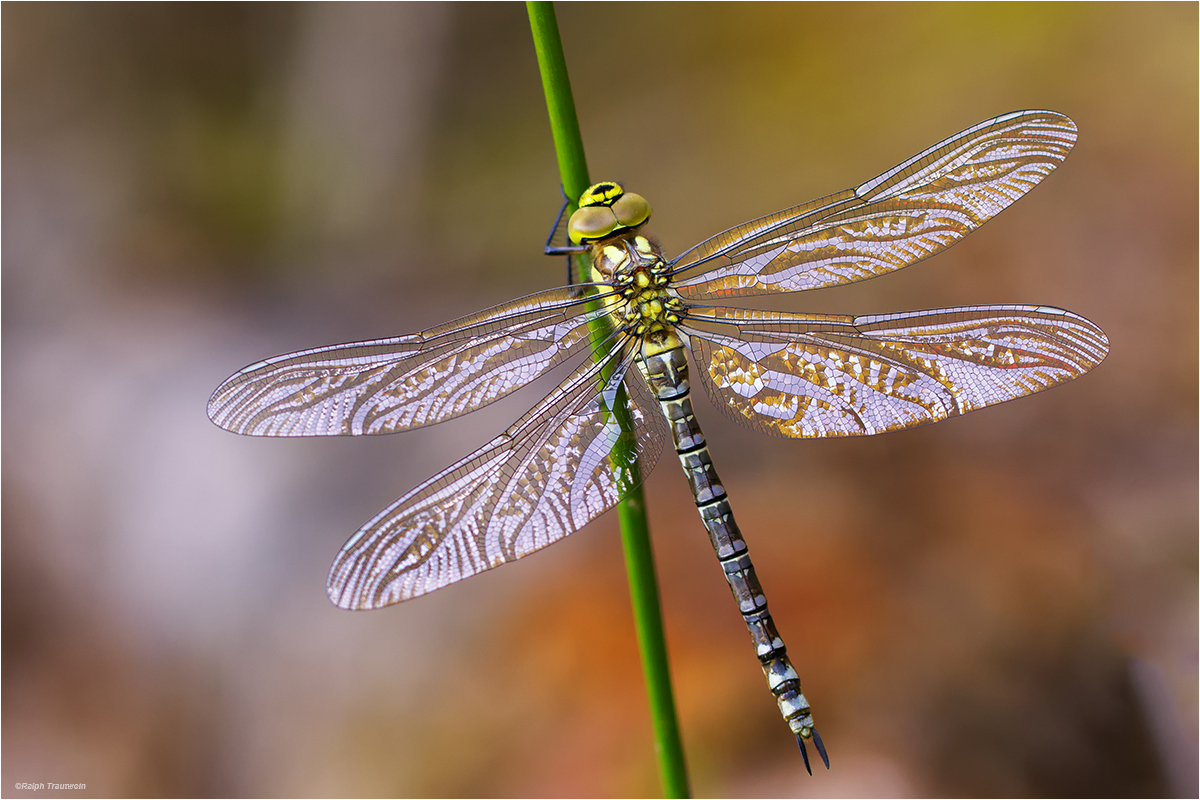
[638,335,827,769]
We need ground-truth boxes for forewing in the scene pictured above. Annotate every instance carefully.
[327,338,669,609]
[207,286,609,436]
[683,305,1107,438]
[670,110,1077,298]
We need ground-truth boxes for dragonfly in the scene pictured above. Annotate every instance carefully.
[208,109,1108,772]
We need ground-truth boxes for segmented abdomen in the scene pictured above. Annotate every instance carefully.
[637,336,818,743]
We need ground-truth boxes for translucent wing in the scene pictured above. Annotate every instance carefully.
[669,110,1077,299]
[327,337,669,609]
[683,305,1108,438]
[207,286,612,436]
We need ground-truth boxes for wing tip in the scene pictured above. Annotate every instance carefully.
[327,548,373,610]
[206,391,241,434]
[327,546,418,610]
[206,372,266,435]
[325,579,360,610]
[326,563,372,610]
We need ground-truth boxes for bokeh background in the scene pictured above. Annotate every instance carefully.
[4,3,1196,797]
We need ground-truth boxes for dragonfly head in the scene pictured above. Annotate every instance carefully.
[568,181,651,245]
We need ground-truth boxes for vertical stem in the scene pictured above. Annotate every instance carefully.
[526,4,690,798]
[526,1,590,207]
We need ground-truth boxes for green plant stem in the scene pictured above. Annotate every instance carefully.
[526,4,690,798]
[526,2,590,207]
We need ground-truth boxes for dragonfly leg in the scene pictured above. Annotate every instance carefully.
[543,186,587,285]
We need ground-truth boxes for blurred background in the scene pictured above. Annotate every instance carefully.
[3,3,1195,797]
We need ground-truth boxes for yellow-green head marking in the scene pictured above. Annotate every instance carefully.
[567,181,652,245]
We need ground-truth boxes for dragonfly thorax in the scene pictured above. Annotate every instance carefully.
[590,234,683,337]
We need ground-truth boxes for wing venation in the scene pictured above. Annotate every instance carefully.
[669,111,1077,298]
[208,286,611,436]
[683,304,1107,438]
[326,339,669,608]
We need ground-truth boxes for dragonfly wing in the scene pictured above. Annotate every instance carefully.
[683,305,1108,438]
[670,110,1077,299]
[207,286,610,436]
[327,338,669,609]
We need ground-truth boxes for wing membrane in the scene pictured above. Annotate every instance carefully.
[670,111,1077,298]
[683,304,1108,438]
[327,338,669,609]
[207,286,613,436]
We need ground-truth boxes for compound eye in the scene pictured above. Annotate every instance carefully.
[612,192,651,228]
[568,205,618,244]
